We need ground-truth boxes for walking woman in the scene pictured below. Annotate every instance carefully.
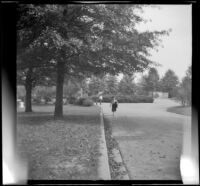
[110,97,118,116]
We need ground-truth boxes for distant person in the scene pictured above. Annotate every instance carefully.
[99,95,103,105]
[110,97,118,116]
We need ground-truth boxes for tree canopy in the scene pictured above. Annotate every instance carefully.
[104,75,118,95]
[142,67,160,96]
[88,75,105,96]
[177,65,191,106]
[17,4,169,74]
[118,74,136,95]
[17,4,170,117]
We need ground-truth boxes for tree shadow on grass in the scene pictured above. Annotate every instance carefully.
[17,113,100,126]
[62,115,100,126]
[17,112,53,116]
[17,114,54,125]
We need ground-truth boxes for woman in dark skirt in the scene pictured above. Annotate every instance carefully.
[110,97,118,116]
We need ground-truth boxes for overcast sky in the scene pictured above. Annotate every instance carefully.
[119,5,192,82]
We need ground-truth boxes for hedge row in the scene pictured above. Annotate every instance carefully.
[31,96,94,106]
[28,94,153,106]
[90,94,154,103]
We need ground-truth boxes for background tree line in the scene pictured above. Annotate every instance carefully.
[18,65,191,107]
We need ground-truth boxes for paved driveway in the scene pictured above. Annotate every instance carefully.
[101,98,191,180]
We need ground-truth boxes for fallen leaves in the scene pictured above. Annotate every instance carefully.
[17,106,101,180]
[104,117,128,180]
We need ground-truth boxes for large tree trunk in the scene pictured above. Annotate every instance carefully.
[54,61,65,119]
[25,67,33,112]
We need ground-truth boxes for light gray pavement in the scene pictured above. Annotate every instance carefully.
[101,98,191,180]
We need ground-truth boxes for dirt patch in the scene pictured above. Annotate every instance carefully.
[17,105,101,180]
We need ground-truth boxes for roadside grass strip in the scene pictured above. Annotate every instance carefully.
[17,105,101,180]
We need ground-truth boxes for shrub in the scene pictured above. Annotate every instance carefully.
[33,86,56,101]
[116,95,153,103]
[44,96,52,104]
[90,95,99,103]
[17,86,25,99]
[153,93,159,98]
[75,97,84,105]
[68,96,77,104]
[175,87,191,107]
[32,97,41,104]
[63,98,68,105]
[75,97,94,106]
[103,95,114,102]
[91,94,114,103]
[18,96,25,102]
[90,95,113,103]
[82,99,94,106]
[135,95,154,103]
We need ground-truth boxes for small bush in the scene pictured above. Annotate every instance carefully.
[90,95,99,103]
[18,96,25,102]
[82,99,94,106]
[75,98,84,105]
[68,96,77,104]
[153,93,159,98]
[17,86,25,99]
[75,97,94,106]
[32,97,42,104]
[63,98,68,105]
[91,95,114,103]
[103,95,113,102]
[175,88,191,107]
[44,96,52,104]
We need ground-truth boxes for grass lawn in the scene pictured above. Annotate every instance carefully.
[167,106,191,116]
[17,105,101,180]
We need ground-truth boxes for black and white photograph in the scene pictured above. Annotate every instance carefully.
[2,2,199,185]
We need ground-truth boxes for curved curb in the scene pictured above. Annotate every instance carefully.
[112,147,130,180]
[97,107,111,180]
[100,106,130,180]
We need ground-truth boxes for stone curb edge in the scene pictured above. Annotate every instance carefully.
[112,147,130,180]
[97,107,111,180]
